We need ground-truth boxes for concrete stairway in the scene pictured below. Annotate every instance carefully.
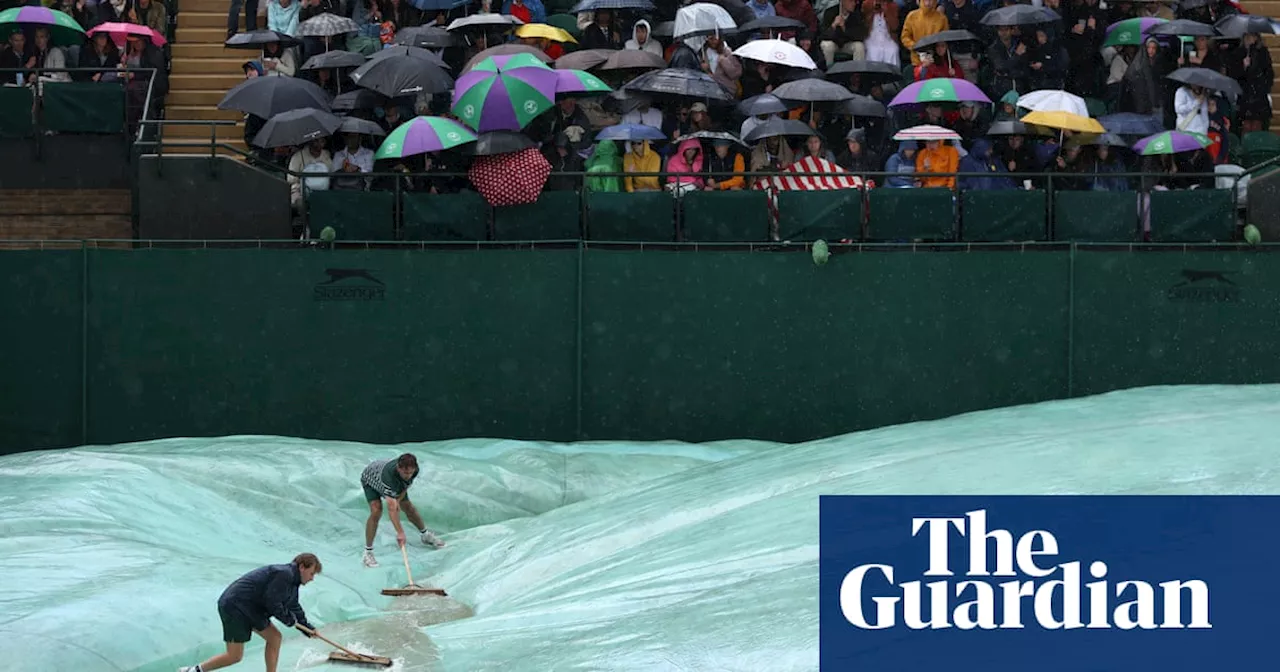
[163,0,248,156]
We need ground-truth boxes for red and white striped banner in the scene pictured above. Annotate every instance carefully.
[755,157,867,237]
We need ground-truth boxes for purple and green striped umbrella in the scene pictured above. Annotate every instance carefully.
[374,116,477,160]
[1104,17,1168,47]
[554,69,613,97]
[888,77,991,107]
[0,6,87,47]
[451,55,560,133]
[1132,130,1211,156]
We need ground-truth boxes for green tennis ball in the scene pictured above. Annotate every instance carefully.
[812,239,830,266]
[1243,224,1261,246]
[319,226,336,242]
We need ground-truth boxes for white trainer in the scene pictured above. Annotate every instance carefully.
[362,549,379,567]
[420,529,446,548]
[178,666,202,672]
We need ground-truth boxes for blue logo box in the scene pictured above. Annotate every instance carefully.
[819,495,1280,670]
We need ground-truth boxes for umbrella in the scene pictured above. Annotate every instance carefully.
[459,130,538,156]
[1099,112,1164,136]
[515,23,578,43]
[1016,89,1088,116]
[301,50,367,71]
[1168,67,1243,96]
[332,88,384,111]
[1103,17,1167,47]
[374,116,477,160]
[987,119,1038,136]
[406,0,471,10]
[1214,15,1277,38]
[1020,110,1105,133]
[834,94,887,118]
[601,49,666,71]
[1066,132,1128,148]
[0,6,84,47]
[219,76,332,118]
[623,68,737,103]
[651,21,676,39]
[368,45,450,70]
[393,26,457,49]
[1133,130,1211,155]
[570,0,656,11]
[700,0,757,27]
[555,49,615,70]
[685,130,746,145]
[447,14,524,32]
[298,13,359,37]
[743,117,818,142]
[555,69,613,96]
[733,38,818,69]
[892,124,961,141]
[338,116,385,136]
[674,2,737,40]
[86,21,167,48]
[1148,19,1218,37]
[738,93,791,116]
[980,5,1059,26]
[463,44,552,71]
[595,124,667,141]
[888,77,991,106]
[451,55,560,132]
[350,55,453,97]
[773,77,854,102]
[253,108,342,148]
[911,29,981,51]
[737,16,806,33]
[224,29,301,49]
[826,59,902,87]
[468,147,552,207]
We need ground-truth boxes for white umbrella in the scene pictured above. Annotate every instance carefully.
[674,3,736,51]
[892,124,961,141]
[447,14,524,31]
[1015,89,1088,117]
[732,39,818,70]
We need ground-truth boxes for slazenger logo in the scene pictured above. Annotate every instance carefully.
[840,509,1212,630]
[1167,268,1241,303]
[314,268,386,302]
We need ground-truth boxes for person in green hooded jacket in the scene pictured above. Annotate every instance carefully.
[584,140,623,193]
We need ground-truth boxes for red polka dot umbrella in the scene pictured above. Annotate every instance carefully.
[467,147,552,207]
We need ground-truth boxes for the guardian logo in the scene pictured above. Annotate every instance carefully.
[840,509,1212,631]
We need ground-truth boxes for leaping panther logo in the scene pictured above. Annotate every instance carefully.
[1171,269,1237,288]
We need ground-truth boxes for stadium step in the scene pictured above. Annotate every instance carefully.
[161,122,245,139]
[166,89,228,107]
[172,43,247,60]
[172,73,245,91]
[0,189,132,243]
[177,11,245,30]
[181,0,240,12]
[165,105,243,121]
[170,57,247,75]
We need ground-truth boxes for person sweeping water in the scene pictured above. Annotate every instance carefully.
[361,453,445,568]
[178,553,322,672]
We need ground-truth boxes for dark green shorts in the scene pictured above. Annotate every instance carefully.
[217,604,263,644]
[363,483,407,504]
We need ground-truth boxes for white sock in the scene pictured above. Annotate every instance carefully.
[365,546,373,552]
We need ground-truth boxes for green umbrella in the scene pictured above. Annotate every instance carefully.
[1103,17,1168,48]
[450,55,560,133]
[374,116,478,160]
[467,52,552,73]
[1133,130,1211,155]
[0,6,86,47]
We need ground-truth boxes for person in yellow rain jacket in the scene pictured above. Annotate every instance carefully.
[624,140,662,192]
[914,138,959,189]
[900,0,949,66]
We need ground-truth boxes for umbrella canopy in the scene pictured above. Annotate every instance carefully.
[554,69,613,96]
[407,0,472,11]
[1214,15,1277,38]
[892,124,961,141]
[447,14,524,32]
[684,130,746,145]
[459,130,538,156]
[987,119,1036,136]
[596,124,668,142]
[332,88,384,111]
[601,49,666,71]
[338,116,385,136]
[912,29,981,51]
[463,44,552,72]
[253,108,342,148]
[772,77,854,102]
[701,0,756,26]
[452,55,560,132]
[1148,19,1218,37]
[515,23,577,43]
[738,93,791,116]
[737,16,806,33]
[224,29,300,49]
[219,76,332,118]
[570,0,656,12]
[826,59,902,87]
[0,6,85,46]
[1066,132,1129,148]
[1104,17,1167,47]
[1016,89,1088,116]
[393,25,457,48]
[87,21,166,48]
[545,13,583,39]
[349,55,453,97]
[743,117,818,142]
[980,5,1059,26]
[468,147,552,207]
[301,50,366,71]
[1168,67,1243,96]
[623,68,737,103]
[1099,112,1164,136]
[368,45,449,70]
[732,39,818,69]
[834,94,887,118]
[889,77,991,106]
[374,116,477,160]
[1020,110,1105,133]
[555,49,615,70]
[1133,130,1211,155]
[298,13,359,37]
[674,2,737,40]
[650,21,676,39]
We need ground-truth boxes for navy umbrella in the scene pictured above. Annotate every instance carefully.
[596,123,667,142]
[1098,112,1164,137]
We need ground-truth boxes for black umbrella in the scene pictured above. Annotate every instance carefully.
[393,26,457,49]
[570,0,656,11]
[218,76,332,118]
[301,50,366,71]
[834,94,887,118]
[651,21,676,39]
[826,59,901,85]
[556,48,615,70]
[1167,66,1243,96]
[623,68,737,103]
[737,93,791,116]
[912,29,982,51]
[772,77,855,103]
[1098,112,1164,136]
[457,130,537,156]
[332,88,385,111]
[1148,19,1218,37]
[224,29,301,49]
[684,130,747,146]
[1214,14,1277,39]
[980,5,1059,26]
[338,116,385,136]
[985,119,1052,136]
[253,108,343,148]
[702,0,756,27]
[743,117,818,143]
[737,16,806,33]
[601,49,667,71]
[349,56,453,97]
[1067,132,1128,148]
[369,45,451,70]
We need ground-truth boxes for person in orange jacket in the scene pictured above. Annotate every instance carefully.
[915,138,959,189]
[900,0,949,66]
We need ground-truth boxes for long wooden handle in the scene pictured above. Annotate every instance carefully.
[297,625,373,661]
[400,543,416,586]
